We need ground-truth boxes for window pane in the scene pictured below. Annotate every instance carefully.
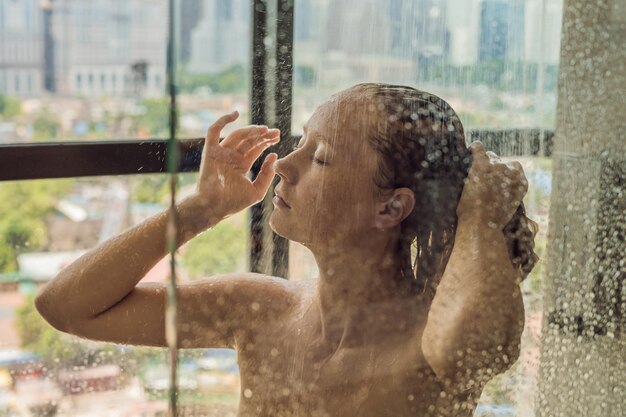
[178,0,250,133]
[287,1,623,417]
[292,0,562,134]
[0,0,169,143]
[0,175,244,413]
[0,0,250,144]
[6,0,622,416]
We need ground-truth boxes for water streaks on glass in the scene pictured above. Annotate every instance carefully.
[165,0,180,415]
[0,0,624,416]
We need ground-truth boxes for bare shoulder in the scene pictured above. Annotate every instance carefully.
[189,274,314,347]
[182,272,305,315]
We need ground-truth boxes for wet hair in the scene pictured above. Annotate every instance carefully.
[351,83,538,295]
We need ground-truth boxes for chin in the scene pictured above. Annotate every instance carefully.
[269,212,311,245]
[268,212,293,240]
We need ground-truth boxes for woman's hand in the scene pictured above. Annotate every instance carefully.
[457,141,528,229]
[186,111,281,223]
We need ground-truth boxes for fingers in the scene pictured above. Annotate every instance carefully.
[243,136,281,168]
[221,125,269,148]
[237,128,280,154]
[206,111,239,146]
[470,142,503,163]
[252,153,278,198]
[469,141,489,166]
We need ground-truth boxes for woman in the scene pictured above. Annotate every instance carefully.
[36,83,537,416]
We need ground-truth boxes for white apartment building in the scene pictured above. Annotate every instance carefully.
[51,0,167,97]
[0,0,44,96]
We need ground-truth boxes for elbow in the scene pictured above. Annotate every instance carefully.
[426,346,522,397]
[423,329,523,395]
[34,285,69,333]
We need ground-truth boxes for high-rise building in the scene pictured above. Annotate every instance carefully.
[179,0,202,63]
[50,0,167,97]
[479,0,510,61]
[524,0,563,65]
[446,0,515,66]
[446,0,481,66]
[323,0,391,56]
[310,0,416,88]
[388,0,448,60]
[506,0,526,62]
[0,0,44,96]
[295,0,313,42]
[293,0,326,86]
[188,0,249,74]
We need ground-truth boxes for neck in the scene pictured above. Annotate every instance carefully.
[307,231,419,350]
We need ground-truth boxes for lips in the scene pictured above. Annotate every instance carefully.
[273,190,291,209]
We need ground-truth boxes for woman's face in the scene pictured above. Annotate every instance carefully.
[269,91,384,248]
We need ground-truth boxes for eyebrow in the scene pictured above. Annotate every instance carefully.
[302,123,328,143]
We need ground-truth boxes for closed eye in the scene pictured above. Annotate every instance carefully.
[294,135,329,165]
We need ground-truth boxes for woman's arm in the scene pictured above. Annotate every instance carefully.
[35,112,288,348]
[35,197,210,334]
[422,143,528,393]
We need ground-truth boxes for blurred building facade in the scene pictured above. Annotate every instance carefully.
[179,0,202,63]
[479,0,510,61]
[188,0,249,74]
[524,0,563,65]
[49,0,167,97]
[0,0,44,96]
[0,0,566,99]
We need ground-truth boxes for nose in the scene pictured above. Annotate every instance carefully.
[274,153,298,184]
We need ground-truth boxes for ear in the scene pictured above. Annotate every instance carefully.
[374,188,415,230]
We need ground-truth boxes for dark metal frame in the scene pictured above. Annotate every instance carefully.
[0,131,554,181]
[248,0,295,277]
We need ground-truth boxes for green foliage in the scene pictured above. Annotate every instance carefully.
[0,179,74,272]
[135,98,171,137]
[0,95,21,118]
[130,173,200,206]
[16,294,165,372]
[0,244,17,272]
[424,60,560,92]
[130,175,171,205]
[32,110,60,141]
[181,215,247,279]
[457,111,493,128]
[178,64,248,94]
[0,212,47,252]
[15,295,90,364]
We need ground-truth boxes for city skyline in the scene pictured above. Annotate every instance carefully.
[0,0,563,98]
